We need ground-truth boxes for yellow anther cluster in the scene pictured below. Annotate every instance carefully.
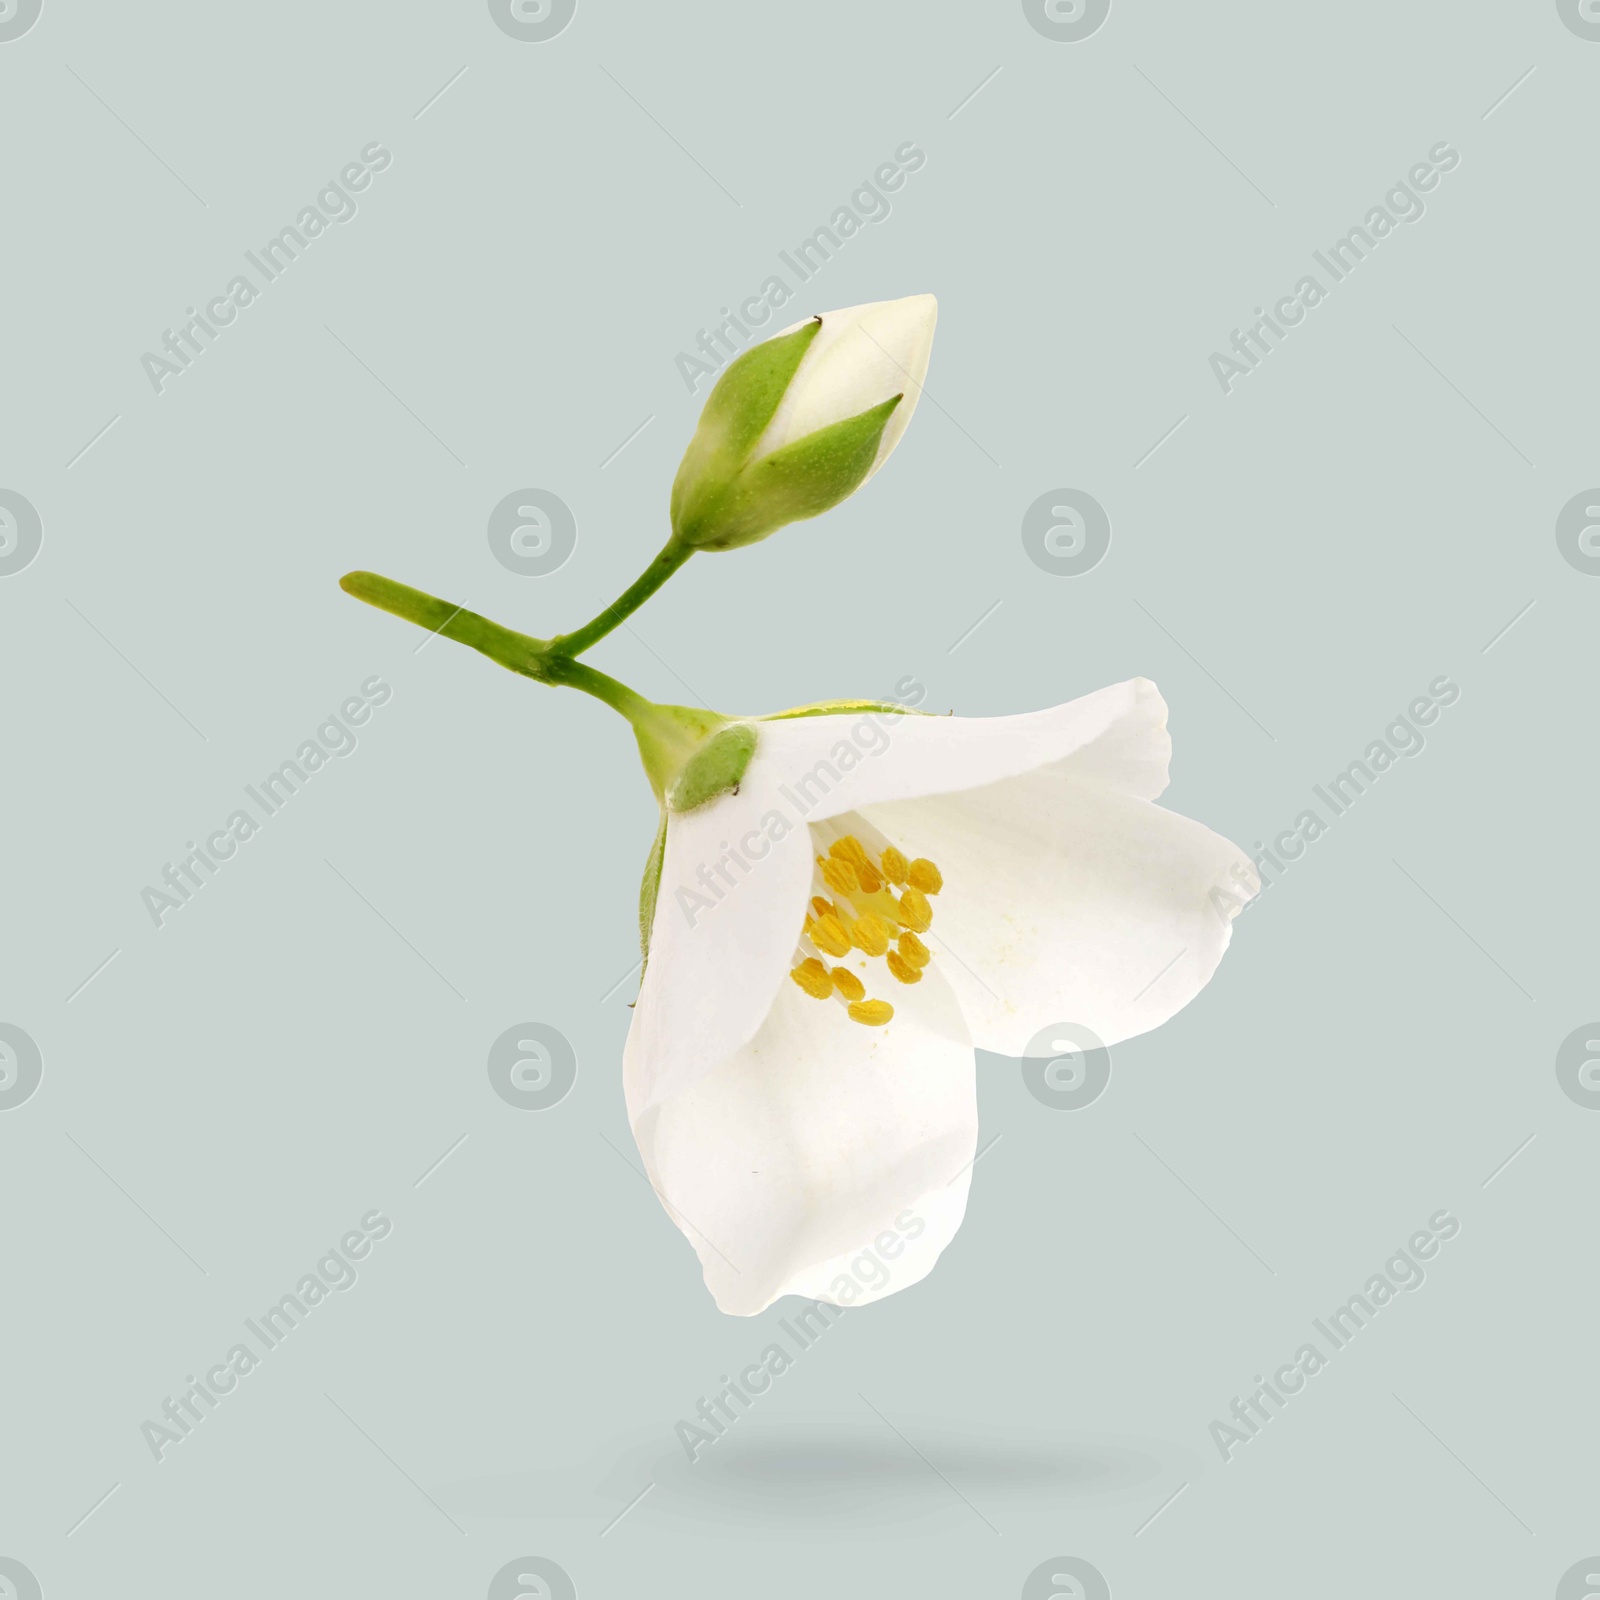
[808,913,851,958]
[819,856,857,897]
[885,951,921,986]
[789,833,944,1029]
[789,957,832,1000]
[831,967,865,1002]
[898,887,932,933]
[829,837,871,871]
[847,999,894,1027]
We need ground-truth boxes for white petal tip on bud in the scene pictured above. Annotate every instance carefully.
[756,294,937,479]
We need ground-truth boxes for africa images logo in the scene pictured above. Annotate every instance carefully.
[140,1211,392,1461]
[140,676,392,927]
[140,143,393,394]
[1207,1210,1460,1460]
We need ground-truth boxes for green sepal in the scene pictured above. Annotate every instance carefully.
[681,394,903,552]
[638,722,758,968]
[762,698,928,721]
[639,808,667,966]
[666,721,757,812]
[631,702,728,804]
[670,319,821,546]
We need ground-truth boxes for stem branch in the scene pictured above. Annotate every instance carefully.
[339,558,724,799]
[339,572,553,682]
[548,539,692,659]
[541,654,655,723]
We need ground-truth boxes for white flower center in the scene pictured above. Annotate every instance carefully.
[788,829,944,1027]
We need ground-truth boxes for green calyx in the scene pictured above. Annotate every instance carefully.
[665,721,757,811]
[630,703,756,809]
[636,718,757,968]
[670,318,820,545]
[669,318,904,552]
[683,395,903,551]
[638,811,667,966]
[761,697,928,721]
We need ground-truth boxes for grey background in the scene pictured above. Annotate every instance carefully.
[2,1,1596,1595]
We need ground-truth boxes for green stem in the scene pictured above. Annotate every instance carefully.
[339,567,727,801]
[339,571,554,682]
[548,539,692,659]
[541,654,654,722]
[544,655,726,799]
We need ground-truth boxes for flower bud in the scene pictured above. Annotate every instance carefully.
[670,294,937,552]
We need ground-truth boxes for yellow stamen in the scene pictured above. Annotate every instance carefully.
[790,958,832,1000]
[797,834,942,1029]
[830,966,865,1002]
[847,999,894,1027]
[828,836,871,870]
[850,914,893,956]
[898,887,932,933]
[819,855,858,897]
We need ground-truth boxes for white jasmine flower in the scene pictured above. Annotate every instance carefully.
[626,678,1257,1315]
